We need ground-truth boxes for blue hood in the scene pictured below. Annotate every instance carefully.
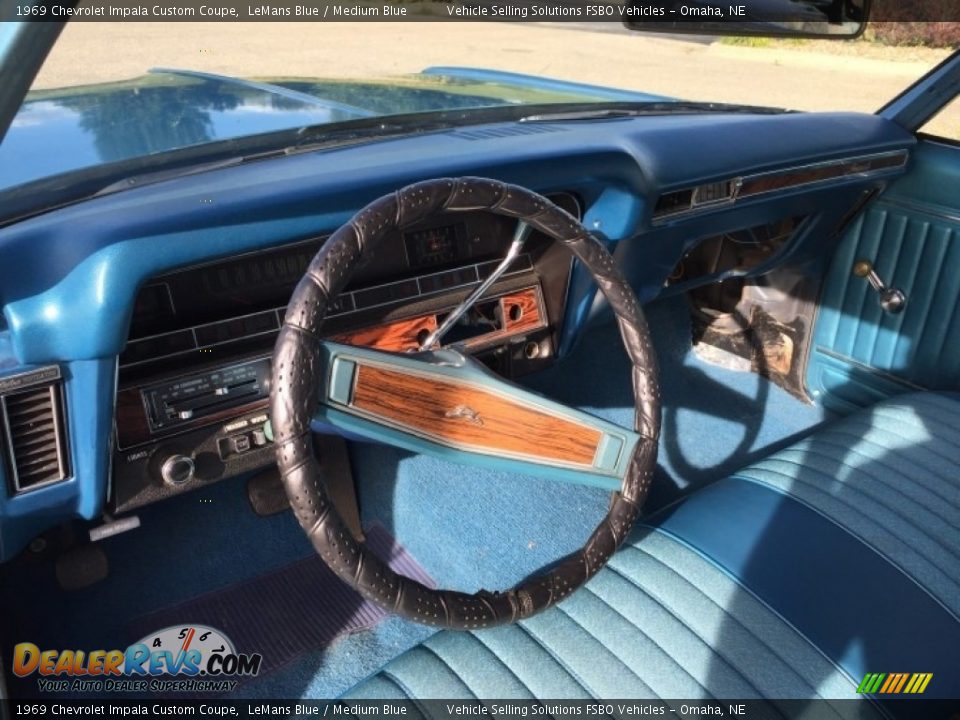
[0,67,668,195]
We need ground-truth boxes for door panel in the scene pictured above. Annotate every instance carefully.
[808,140,960,413]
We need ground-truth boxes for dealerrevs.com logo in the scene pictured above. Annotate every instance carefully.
[12,625,262,693]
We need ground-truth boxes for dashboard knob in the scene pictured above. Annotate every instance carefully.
[160,454,195,486]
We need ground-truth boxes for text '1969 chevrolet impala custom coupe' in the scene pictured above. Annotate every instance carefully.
[0,2,959,717]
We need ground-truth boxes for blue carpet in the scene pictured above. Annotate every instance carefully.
[0,295,829,700]
[527,297,831,503]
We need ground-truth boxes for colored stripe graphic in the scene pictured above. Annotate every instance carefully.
[893,673,909,693]
[857,672,933,694]
[879,674,896,693]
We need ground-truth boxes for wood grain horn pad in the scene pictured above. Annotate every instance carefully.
[319,344,636,479]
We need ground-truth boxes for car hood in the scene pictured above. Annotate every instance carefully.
[0,67,669,194]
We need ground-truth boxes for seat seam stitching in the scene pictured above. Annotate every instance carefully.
[725,476,960,623]
[776,433,957,509]
[513,621,598,699]
[637,524,863,691]
[607,545,830,697]
[815,422,960,488]
[466,631,539,699]
[598,562,760,699]
[769,441,960,532]
[415,644,480,700]
[741,457,960,570]
[549,601,660,696]
[740,464,960,581]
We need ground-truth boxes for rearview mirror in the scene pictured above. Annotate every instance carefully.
[623,0,869,38]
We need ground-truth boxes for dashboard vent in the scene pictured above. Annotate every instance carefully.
[1,368,70,493]
[693,180,735,205]
[451,124,566,141]
[654,178,740,221]
[653,189,694,218]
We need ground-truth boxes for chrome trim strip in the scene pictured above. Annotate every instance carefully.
[0,365,61,392]
[738,149,908,199]
[651,149,908,224]
[813,346,926,391]
[152,236,324,278]
[334,353,617,477]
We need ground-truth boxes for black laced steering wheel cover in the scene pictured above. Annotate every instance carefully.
[270,177,661,629]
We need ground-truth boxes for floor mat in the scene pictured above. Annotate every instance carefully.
[0,473,437,700]
[127,523,433,677]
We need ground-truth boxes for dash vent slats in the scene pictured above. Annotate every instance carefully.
[451,124,566,141]
[1,371,70,493]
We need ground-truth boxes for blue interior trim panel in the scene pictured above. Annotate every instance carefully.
[809,141,960,412]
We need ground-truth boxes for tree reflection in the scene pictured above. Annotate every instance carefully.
[54,77,242,163]
[274,79,511,115]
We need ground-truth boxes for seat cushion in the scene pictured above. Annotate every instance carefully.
[735,391,960,617]
[344,392,960,701]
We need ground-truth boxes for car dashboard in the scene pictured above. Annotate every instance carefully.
[112,198,577,512]
[0,108,915,561]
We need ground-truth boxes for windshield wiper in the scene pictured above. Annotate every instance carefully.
[518,102,789,122]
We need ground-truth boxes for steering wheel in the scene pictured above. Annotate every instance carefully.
[269,177,661,628]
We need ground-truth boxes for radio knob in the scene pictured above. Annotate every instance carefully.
[160,454,195,486]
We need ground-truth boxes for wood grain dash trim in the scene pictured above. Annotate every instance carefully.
[462,287,546,349]
[350,363,601,466]
[330,315,437,353]
[739,151,908,198]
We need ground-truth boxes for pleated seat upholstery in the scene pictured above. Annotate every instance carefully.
[735,391,960,618]
[344,392,960,702]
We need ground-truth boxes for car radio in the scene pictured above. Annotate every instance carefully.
[141,357,271,432]
[113,356,276,513]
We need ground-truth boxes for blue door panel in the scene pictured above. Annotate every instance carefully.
[809,141,960,413]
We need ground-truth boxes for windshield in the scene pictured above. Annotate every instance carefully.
[1,21,953,199]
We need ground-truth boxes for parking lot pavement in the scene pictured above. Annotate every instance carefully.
[31,22,955,132]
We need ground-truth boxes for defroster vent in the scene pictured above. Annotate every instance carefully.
[1,367,70,493]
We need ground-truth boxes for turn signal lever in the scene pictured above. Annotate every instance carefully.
[853,259,906,314]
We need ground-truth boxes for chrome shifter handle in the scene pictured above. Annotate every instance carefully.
[853,259,906,314]
[419,221,531,350]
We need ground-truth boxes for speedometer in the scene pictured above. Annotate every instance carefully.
[404,224,462,268]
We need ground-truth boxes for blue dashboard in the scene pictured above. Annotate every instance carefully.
[0,109,914,561]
